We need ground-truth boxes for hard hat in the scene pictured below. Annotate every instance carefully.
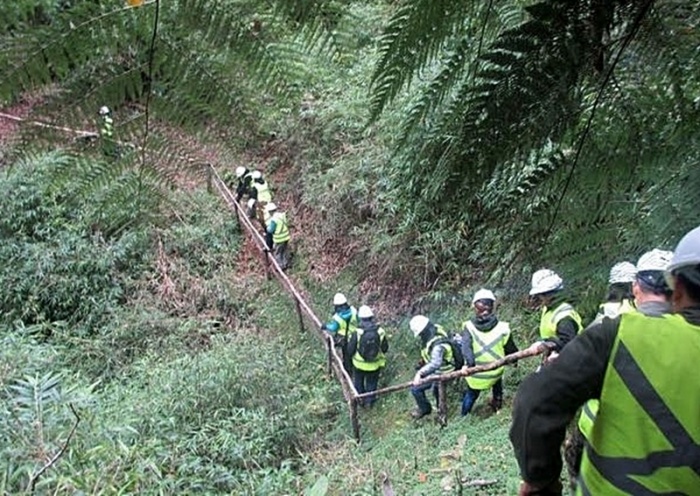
[247,198,256,209]
[251,171,262,180]
[333,293,347,305]
[636,249,673,272]
[235,166,246,178]
[636,249,673,292]
[264,202,277,213]
[472,288,496,304]
[358,305,374,319]
[667,225,700,274]
[666,225,700,289]
[409,315,430,337]
[99,106,110,115]
[608,261,636,284]
[529,269,563,296]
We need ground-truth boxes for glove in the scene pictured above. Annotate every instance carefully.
[518,480,562,496]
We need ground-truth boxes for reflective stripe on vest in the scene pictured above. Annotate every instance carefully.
[465,321,510,390]
[352,326,386,371]
[539,302,583,339]
[332,307,358,338]
[577,399,599,441]
[420,326,453,374]
[577,312,700,495]
[268,212,290,244]
[253,180,272,203]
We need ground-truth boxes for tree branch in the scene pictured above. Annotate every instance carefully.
[356,342,556,399]
[27,403,81,493]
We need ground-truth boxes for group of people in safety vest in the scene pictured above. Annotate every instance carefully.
[228,166,292,270]
[321,286,519,415]
[512,225,700,495]
[323,224,700,496]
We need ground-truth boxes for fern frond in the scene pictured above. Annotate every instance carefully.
[369,0,476,120]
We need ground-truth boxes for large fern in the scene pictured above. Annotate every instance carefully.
[0,0,352,239]
[367,0,700,301]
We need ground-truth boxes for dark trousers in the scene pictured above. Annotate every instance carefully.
[340,345,353,375]
[353,368,380,406]
[411,381,441,414]
[461,378,503,415]
[273,242,291,270]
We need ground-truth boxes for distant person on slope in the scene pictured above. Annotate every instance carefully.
[566,248,674,489]
[233,166,253,202]
[347,305,388,407]
[510,226,700,496]
[593,261,637,323]
[321,292,359,373]
[526,269,582,362]
[98,105,116,158]
[409,315,462,419]
[264,202,291,270]
[249,170,273,221]
[461,289,518,416]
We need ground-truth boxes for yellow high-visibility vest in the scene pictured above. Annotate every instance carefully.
[577,312,700,495]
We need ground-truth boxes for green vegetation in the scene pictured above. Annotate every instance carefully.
[1,0,698,494]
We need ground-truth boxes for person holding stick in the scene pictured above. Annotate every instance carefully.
[510,225,700,495]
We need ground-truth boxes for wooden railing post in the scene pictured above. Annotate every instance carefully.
[206,163,213,193]
[327,336,333,378]
[350,398,361,442]
[438,381,448,427]
[295,298,304,332]
[263,250,271,280]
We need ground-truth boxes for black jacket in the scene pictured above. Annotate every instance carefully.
[510,306,700,487]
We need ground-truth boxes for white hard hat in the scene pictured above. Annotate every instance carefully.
[247,198,256,209]
[251,171,262,180]
[235,166,246,178]
[667,225,700,274]
[333,293,347,305]
[358,305,374,319]
[99,106,110,115]
[409,315,430,337]
[264,202,277,213]
[529,269,564,296]
[608,261,636,284]
[636,249,673,272]
[472,288,496,303]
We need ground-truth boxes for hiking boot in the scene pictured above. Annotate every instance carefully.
[411,408,432,420]
[490,398,503,413]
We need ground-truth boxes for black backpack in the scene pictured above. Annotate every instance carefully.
[430,336,465,370]
[358,327,381,362]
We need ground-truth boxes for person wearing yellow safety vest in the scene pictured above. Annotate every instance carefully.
[461,289,518,416]
[566,249,674,489]
[233,166,253,202]
[346,305,388,407]
[596,261,637,322]
[249,171,272,204]
[249,171,273,221]
[321,292,358,373]
[408,315,459,419]
[510,225,700,496]
[98,106,116,157]
[527,269,583,362]
[264,202,291,270]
